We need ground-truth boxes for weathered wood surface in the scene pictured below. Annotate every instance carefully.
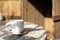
[0,1,22,20]
[0,0,45,27]
[23,0,44,26]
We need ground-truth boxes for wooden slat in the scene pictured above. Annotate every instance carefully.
[0,0,22,20]
[23,0,44,26]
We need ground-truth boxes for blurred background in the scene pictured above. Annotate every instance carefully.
[0,0,60,40]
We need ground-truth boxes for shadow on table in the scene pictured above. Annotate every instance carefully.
[3,35,37,40]
[3,28,44,40]
[0,25,8,37]
[25,27,44,32]
[0,30,8,37]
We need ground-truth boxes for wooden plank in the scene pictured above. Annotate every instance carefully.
[23,0,27,21]
[2,0,22,19]
[44,18,54,40]
[23,0,44,26]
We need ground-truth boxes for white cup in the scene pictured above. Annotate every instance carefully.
[6,19,24,35]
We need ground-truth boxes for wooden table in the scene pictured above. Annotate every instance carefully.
[0,21,47,40]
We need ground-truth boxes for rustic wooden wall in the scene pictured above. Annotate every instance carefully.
[0,0,22,20]
[0,0,55,40]
[0,0,53,28]
[53,0,60,39]
[23,0,44,26]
